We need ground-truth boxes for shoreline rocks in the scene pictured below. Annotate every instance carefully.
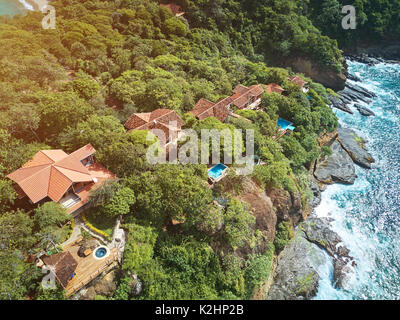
[314,140,357,185]
[266,226,324,300]
[328,95,353,114]
[267,217,355,300]
[300,217,355,290]
[329,83,376,115]
[337,127,375,169]
[355,104,375,117]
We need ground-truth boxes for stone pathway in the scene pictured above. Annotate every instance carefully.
[62,216,84,247]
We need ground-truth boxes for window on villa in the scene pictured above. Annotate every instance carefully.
[81,155,94,167]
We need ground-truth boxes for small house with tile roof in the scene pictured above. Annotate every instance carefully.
[191,97,232,123]
[265,83,285,95]
[288,76,309,93]
[190,83,267,122]
[125,108,185,145]
[7,144,115,215]
[229,84,264,109]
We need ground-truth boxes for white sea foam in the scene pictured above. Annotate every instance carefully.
[313,59,400,299]
[18,0,34,11]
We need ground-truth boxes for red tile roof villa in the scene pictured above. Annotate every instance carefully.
[230,84,264,109]
[125,108,185,144]
[7,144,115,215]
[265,83,285,95]
[191,97,232,123]
[288,76,309,93]
[190,83,265,122]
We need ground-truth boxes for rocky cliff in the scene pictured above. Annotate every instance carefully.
[286,57,346,91]
[266,217,355,300]
[266,92,375,299]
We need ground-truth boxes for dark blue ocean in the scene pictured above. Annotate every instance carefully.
[314,60,400,299]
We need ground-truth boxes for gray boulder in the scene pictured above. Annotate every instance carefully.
[314,141,357,185]
[340,87,372,104]
[78,239,100,257]
[328,95,353,114]
[267,229,325,300]
[309,179,321,208]
[301,217,355,290]
[267,217,355,300]
[354,104,375,117]
[346,83,376,99]
[337,127,375,169]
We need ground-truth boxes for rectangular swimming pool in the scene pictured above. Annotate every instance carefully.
[277,118,295,131]
[208,163,228,180]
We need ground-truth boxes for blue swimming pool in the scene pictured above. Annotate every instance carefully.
[208,164,228,180]
[277,118,295,131]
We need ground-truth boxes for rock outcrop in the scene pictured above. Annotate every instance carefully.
[346,83,377,99]
[238,177,277,242]
[340,87,372,104]
[329,79,377,116]
[309,179,322,209]
[337,127,375,169]
[78,239,100,257]
[328,95,354,114]
[267,225,325,300]
[314,141,357,185]
[355,104,375,117]
[286,57,346,91]
[80,269,118,299]
[301,217,355,290]
[268,188,304,227]
[267,217,355,299]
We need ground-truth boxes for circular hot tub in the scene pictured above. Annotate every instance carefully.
[93,246,110,260]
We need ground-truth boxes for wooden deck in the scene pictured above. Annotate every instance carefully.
[62,239,119,297]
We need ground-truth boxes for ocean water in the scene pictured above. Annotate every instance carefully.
[0,0,29,16]
[314,60,400,300]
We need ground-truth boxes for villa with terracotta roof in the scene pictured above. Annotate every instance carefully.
[125,108,185,145]
[265,83,285,95]
[191,97,232,123]
[288,76,309,93]
[190,83,265,123]
[160,3,185,17]
[7,144,115,215]
[230,84,264,110]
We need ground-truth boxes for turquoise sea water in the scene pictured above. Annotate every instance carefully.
[315,60,400,299]
[0,0,28,16]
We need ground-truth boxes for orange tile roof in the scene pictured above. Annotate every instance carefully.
[125,109,184,135]
[232,84,249,95]
[230,84,264,108]
[69,144,96,161]
[7,144,97,204]
[191,99,215,118]
[192,97,232,123]
[288,76,308,88]
[265,83,285,94]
